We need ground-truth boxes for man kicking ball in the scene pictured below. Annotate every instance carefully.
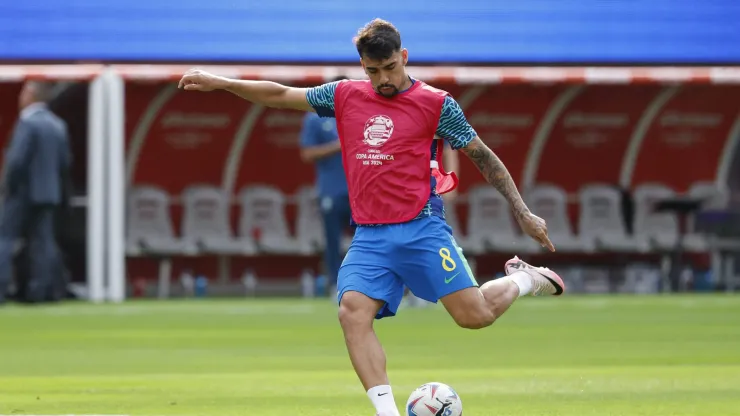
[178,18,565,416]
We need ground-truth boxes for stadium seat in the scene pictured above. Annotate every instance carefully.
[526,184,586,252]
[443,199,483,255]
[687,181,731,210]
[238,185,300,254]
[126,185,198,298]
[632,183,679,251]
[126,185,198,256]
[466,185,541,253]
[578,184,647,253]
[295,186,325,255]
[181,184,256,256]
[684,181,740,291]
[683,181,731,252]
[291,190,354,254]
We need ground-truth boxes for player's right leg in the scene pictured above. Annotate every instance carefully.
[338,291,395,413]
[337,225,406,416]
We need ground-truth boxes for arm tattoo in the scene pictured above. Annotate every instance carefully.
[460,137,530,221]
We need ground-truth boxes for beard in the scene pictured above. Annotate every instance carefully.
[376,84,399,97]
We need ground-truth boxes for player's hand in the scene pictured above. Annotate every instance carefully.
[177,68,228,92]
[517,211,555,252]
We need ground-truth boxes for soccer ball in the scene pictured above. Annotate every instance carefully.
[406,382,463,416]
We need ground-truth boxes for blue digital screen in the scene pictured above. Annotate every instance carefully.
[1,0,739,63]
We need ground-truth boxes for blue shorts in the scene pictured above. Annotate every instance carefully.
[337,216,479,319]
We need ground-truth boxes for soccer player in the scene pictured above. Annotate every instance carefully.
[178,18,565,416]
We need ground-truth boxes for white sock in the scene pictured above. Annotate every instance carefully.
[501,271,533,297]
[367,385,400,416]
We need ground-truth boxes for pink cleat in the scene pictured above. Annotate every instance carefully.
[504,256,565,296]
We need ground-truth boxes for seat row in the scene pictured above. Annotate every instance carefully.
[126,184,338,257]
[126,181,731,258]
[448,181,731,255]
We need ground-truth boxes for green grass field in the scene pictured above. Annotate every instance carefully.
[1,295,739,416]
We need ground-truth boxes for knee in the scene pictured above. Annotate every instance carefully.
[452,306,496,330]
[338,291,378,330]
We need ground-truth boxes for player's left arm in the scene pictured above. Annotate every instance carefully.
[436,96,555,251]
[459,136,529,219]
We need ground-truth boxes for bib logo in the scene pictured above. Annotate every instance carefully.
[363,115,394,147]
[357,115,395,166]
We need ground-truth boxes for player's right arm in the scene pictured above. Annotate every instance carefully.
[178,69,314,112]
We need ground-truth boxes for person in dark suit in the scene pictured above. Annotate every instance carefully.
[0,81,71,304]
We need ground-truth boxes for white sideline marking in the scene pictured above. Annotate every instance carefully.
[0,414,129,416]
[1,303,318,317]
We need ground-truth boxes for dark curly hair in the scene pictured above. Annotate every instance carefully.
[353,18,402,61]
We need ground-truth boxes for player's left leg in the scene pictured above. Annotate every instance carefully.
[398,216,564,329]
[440,251,565,329]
